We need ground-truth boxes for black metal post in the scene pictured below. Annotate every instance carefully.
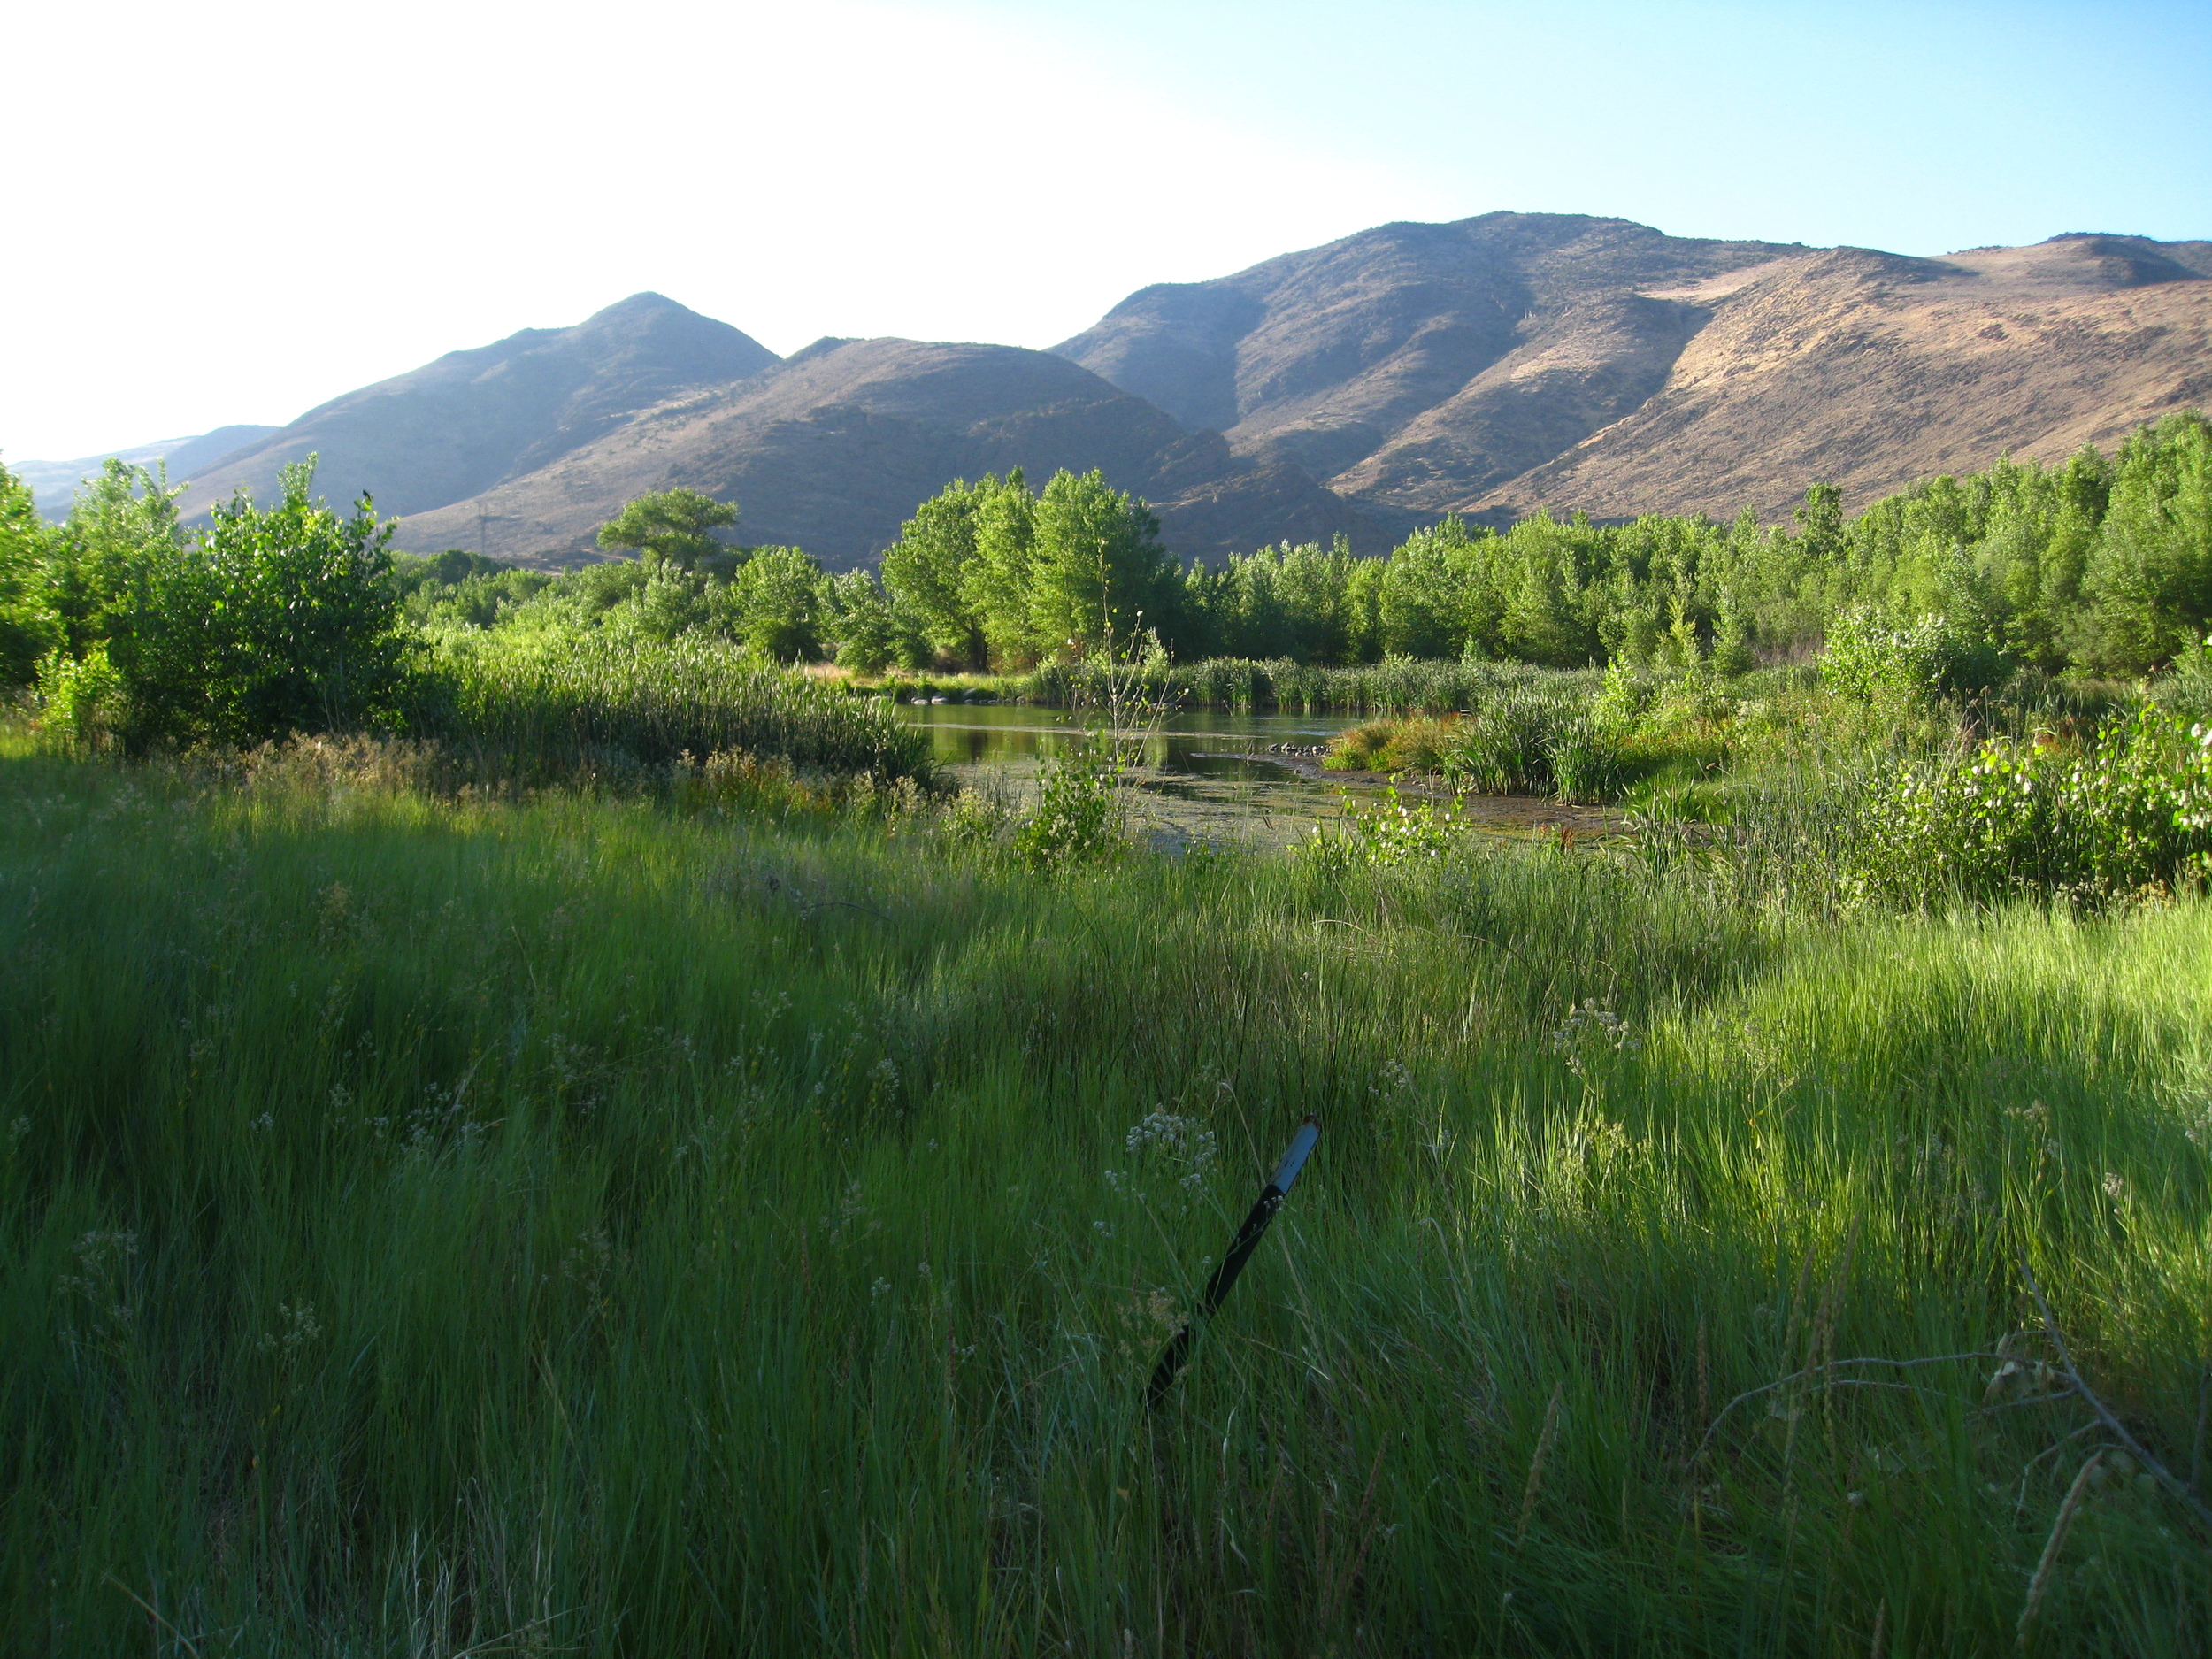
[1146,1117,1319,1406]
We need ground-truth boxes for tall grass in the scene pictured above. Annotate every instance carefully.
[422,632,933,785]
[1,750,2208,1654]
[1025,656,1602,716]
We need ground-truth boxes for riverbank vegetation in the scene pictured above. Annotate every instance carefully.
[4,739,2211,1655]
[385,407,2204,683]
[2,417,2210,1654]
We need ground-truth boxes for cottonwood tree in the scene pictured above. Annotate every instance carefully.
[596,488,739,572]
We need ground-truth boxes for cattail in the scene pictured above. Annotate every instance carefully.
[2017,1451,2101,1649]
[1517,1382,1566,1545]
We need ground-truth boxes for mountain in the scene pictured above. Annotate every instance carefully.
[41,214,2202,566]
[391,336,1376,568]
[1463,234,2212,523]
[13,426,281,518]
[173,295,780,520]
[1053,212,1810,529]
[1056,214,2212,527]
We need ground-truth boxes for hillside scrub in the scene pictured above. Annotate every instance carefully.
[2,745,2209,1653]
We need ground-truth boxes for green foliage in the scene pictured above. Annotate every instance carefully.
[0,460,58,687]
[2076,411,2212,673]
[108,457,415,749]
[1027,467,1179,657]
[427,631,933,783]
[719,545,826,661]
[45,459,187,662]
[595,486,739,571]
[824,568,921,673]
[31,644,123,750]
[1294,783,1463,869]
[1816,605,2007,703]
[1010,734,1127,869]
[1833,705,2212,908]
[881,469,1176,671]
[879,475,1001,668]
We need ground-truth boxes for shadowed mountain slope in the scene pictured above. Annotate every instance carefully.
[173,295,779,519]
[393,337,1378,568]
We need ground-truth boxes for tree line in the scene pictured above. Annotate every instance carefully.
[3,411,2208,747]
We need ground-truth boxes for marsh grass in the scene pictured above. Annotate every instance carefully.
[422,633,934,787]
[2,750,2208,1654]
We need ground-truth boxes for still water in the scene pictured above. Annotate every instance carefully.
[896,701,1366,849]
[894,700,1619,849]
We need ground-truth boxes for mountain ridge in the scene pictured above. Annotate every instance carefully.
[19,214,2207,565]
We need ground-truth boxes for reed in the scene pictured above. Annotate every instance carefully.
[420,632,934,786]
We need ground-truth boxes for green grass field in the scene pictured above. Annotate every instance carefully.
[3,743,2208,1655]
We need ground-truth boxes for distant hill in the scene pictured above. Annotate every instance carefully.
[1056,214,2212,528]
[173,294,780,521]
[392,336,1377,568]
[1462,234,2212,523]
[1054,212,1810,531]
[34,214,2204,565]
[13,426,281,518]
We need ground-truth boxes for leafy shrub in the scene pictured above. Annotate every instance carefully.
[33,644,123,751]
[1294,785,1463,871]
[1834,705,2212,908]
[110,459,417,749]
[1818,607,2007,703]
[1011,737,1126,870]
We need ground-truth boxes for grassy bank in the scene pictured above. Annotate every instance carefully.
[1,748,2208,1654]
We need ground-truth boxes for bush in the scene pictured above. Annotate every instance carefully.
[1834,705,2212,908]
[1817,607,2007,704]
[32,644,122,751]
[110,458,416,749]
[1011,736,1126,869]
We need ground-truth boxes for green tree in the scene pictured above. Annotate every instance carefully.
[0,460,58,687]
[825,569,925,673]
[720,547,827,662]
[966,476,1043,668]
[33,459,188,664]
[596,488,739,572]
[112,456,414,747]
[1379,518,1490,658]
[2077,411,2212,673]
[880,478,997,668]
[1026,468,1176,659]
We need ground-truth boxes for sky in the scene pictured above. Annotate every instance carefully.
[4,0,2207,463]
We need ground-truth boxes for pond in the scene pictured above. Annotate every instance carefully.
[895,701,1616,850]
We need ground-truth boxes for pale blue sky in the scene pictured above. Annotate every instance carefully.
[4,0,2205,462]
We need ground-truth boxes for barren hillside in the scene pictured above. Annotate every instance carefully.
[1465,234,2212,520]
